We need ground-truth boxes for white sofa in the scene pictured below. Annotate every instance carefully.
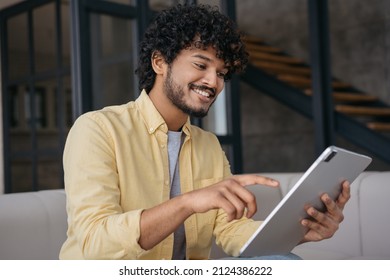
[0,171,389,260]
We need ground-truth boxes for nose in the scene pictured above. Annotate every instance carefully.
[202,69,219,90]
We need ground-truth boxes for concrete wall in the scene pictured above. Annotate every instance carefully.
[236,0,390,172]
[240,82,316,173]
[329,0,390,104]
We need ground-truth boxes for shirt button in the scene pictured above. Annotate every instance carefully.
[164,180,169,186]
[161,144,165,148]
[149,127,153,132]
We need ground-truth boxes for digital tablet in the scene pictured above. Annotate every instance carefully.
[239,146,372,257]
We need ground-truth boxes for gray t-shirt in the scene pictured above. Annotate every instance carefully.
[167,131,186,259]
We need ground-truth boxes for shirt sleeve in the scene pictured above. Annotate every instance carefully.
[63,113,146,259]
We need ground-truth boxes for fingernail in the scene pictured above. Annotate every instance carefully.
[271,179,279,186]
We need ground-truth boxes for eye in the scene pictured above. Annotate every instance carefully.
[217,71,227,80]
[193,62,206,70]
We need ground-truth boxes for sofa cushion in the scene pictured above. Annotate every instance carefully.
[0,190,67,260]
[291,172,372,259]
[359,172,390,258]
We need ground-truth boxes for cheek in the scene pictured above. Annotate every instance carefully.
[171,68,194,85]
[217,81,225,93]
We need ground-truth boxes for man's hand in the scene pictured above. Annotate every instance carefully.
[139,174,279,250]
[300,180,351,242]
[184,174,280,222]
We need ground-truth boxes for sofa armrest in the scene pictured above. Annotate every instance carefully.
[0,190,67,260]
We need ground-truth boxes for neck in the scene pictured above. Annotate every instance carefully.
[148,88,188,132]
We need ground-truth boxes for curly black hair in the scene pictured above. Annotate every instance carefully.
[135,4,249,93]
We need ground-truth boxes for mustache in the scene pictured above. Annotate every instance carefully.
[189,84,216,96]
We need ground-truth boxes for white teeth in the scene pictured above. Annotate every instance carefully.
[193,88,210,97]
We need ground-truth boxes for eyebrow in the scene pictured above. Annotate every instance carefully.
[191,54,212,62]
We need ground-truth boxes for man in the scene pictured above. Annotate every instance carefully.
[60,4,349,260]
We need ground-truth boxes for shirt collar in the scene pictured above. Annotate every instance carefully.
[135,90,191,136]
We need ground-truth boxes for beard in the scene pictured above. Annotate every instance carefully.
[163,66,215,118]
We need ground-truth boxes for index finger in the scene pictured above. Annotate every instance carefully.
[232,174,280,188]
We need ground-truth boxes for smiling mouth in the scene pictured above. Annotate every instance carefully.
[191,85,216,99]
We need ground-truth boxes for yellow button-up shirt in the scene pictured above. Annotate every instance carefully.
[60,90,259,260]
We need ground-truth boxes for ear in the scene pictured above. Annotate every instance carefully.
[151,51,167,75]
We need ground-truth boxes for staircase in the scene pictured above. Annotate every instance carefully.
[240,35,390,163]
